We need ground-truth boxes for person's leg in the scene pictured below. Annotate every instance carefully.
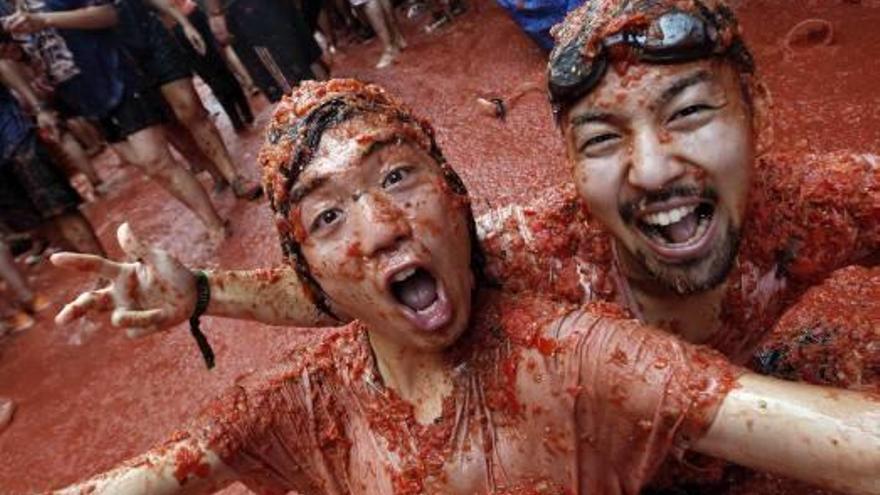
[362,0,396,68]
[377,0,406,48]
[65,117,106,157]
[163,118,229,189]
[0,239,34,308]
[112,125,227,238]
[57,131,102,188]
[49,211,105,256]
[159,78,260,198]
[222,46,259,96]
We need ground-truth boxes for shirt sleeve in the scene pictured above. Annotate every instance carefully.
[553,305,742,494]
[187,364,351,495]
[477,184,615,304]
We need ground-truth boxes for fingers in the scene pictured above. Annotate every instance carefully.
[55,288,114,326]
[111,307,166,330]
[117,222,149,261]
[50,252,123,278]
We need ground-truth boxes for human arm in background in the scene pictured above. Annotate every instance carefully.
[145,0,206,54]
[0,58,59,141]
[3,1,118,33]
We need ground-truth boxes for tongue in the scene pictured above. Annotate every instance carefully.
[394,270,438,311]
[661,212,699,244]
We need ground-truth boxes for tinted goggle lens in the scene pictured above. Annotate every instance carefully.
[549,10,719,108]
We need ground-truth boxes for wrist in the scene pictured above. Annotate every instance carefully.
[35,12,51,29]
[189,270,215,369]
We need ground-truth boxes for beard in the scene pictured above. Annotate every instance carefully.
[634,225,741,295]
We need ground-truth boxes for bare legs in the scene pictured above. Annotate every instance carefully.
[49,212,105,256]
[111,126,226,239]
[159,78,261,199]
[0,239,34,308]
[363,0,406,68]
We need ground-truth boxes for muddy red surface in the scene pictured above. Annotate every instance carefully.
[0,1,877,493]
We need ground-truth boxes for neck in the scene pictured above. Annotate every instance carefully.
[367,330,453,425]
[614,240,727,344]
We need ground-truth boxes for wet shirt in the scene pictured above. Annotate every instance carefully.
[480,150,880,364]
[191,292,737,495]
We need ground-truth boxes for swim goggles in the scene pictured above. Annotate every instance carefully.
[549,6,744,112]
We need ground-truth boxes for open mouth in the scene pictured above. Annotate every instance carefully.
[387,265,453,332]
[633,200,719,261]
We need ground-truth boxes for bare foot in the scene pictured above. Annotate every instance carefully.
[0,398,15,432]
[375,49,397,69]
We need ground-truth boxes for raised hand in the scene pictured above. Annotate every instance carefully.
[51,223,197,338]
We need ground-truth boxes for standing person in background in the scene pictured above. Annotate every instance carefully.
[204,0,328,102]
[352,0,406,68]
[114,0,262,198]
[161,0,254,132]
[0,58,103,257]
[3,0,229,241]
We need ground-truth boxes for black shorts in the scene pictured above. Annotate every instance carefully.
[143,13,192,87]
[97,87,167,143]
[0,135,81,232]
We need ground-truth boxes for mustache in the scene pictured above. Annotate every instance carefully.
[619,186,718,224]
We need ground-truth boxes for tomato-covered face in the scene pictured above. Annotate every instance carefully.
[563,60,754,294]
[293,121,474,351]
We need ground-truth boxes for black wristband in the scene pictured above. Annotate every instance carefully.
[189,270,215,369]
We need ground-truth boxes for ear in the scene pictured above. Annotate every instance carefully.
[749,79,775,158]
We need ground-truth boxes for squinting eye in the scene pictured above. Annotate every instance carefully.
[311,208,341,232]
[668,104,713,123]
[382,166,412,189]
[579,133,619,152]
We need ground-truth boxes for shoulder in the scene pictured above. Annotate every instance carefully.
[189,325,367,456]
[743,151,879,281]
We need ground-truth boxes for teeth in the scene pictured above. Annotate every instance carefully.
[392,267,417,283]
[642,205,697,226]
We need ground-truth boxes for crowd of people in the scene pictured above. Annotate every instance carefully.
[1,0,879,494]
[0,0,464,335]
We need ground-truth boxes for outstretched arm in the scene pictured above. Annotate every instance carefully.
[4,3,118,34]
[51,223,338,338]
[55,436,233,495]
[696,373,880,495]
[562,309,879,494]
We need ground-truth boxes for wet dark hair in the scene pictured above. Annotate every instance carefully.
[260,79,486,319]
[547,0,756,121]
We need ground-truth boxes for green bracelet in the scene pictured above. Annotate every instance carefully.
[189,270,216,369]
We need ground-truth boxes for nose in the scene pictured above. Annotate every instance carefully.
[627,128,685,191]
[358,193,412,257]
